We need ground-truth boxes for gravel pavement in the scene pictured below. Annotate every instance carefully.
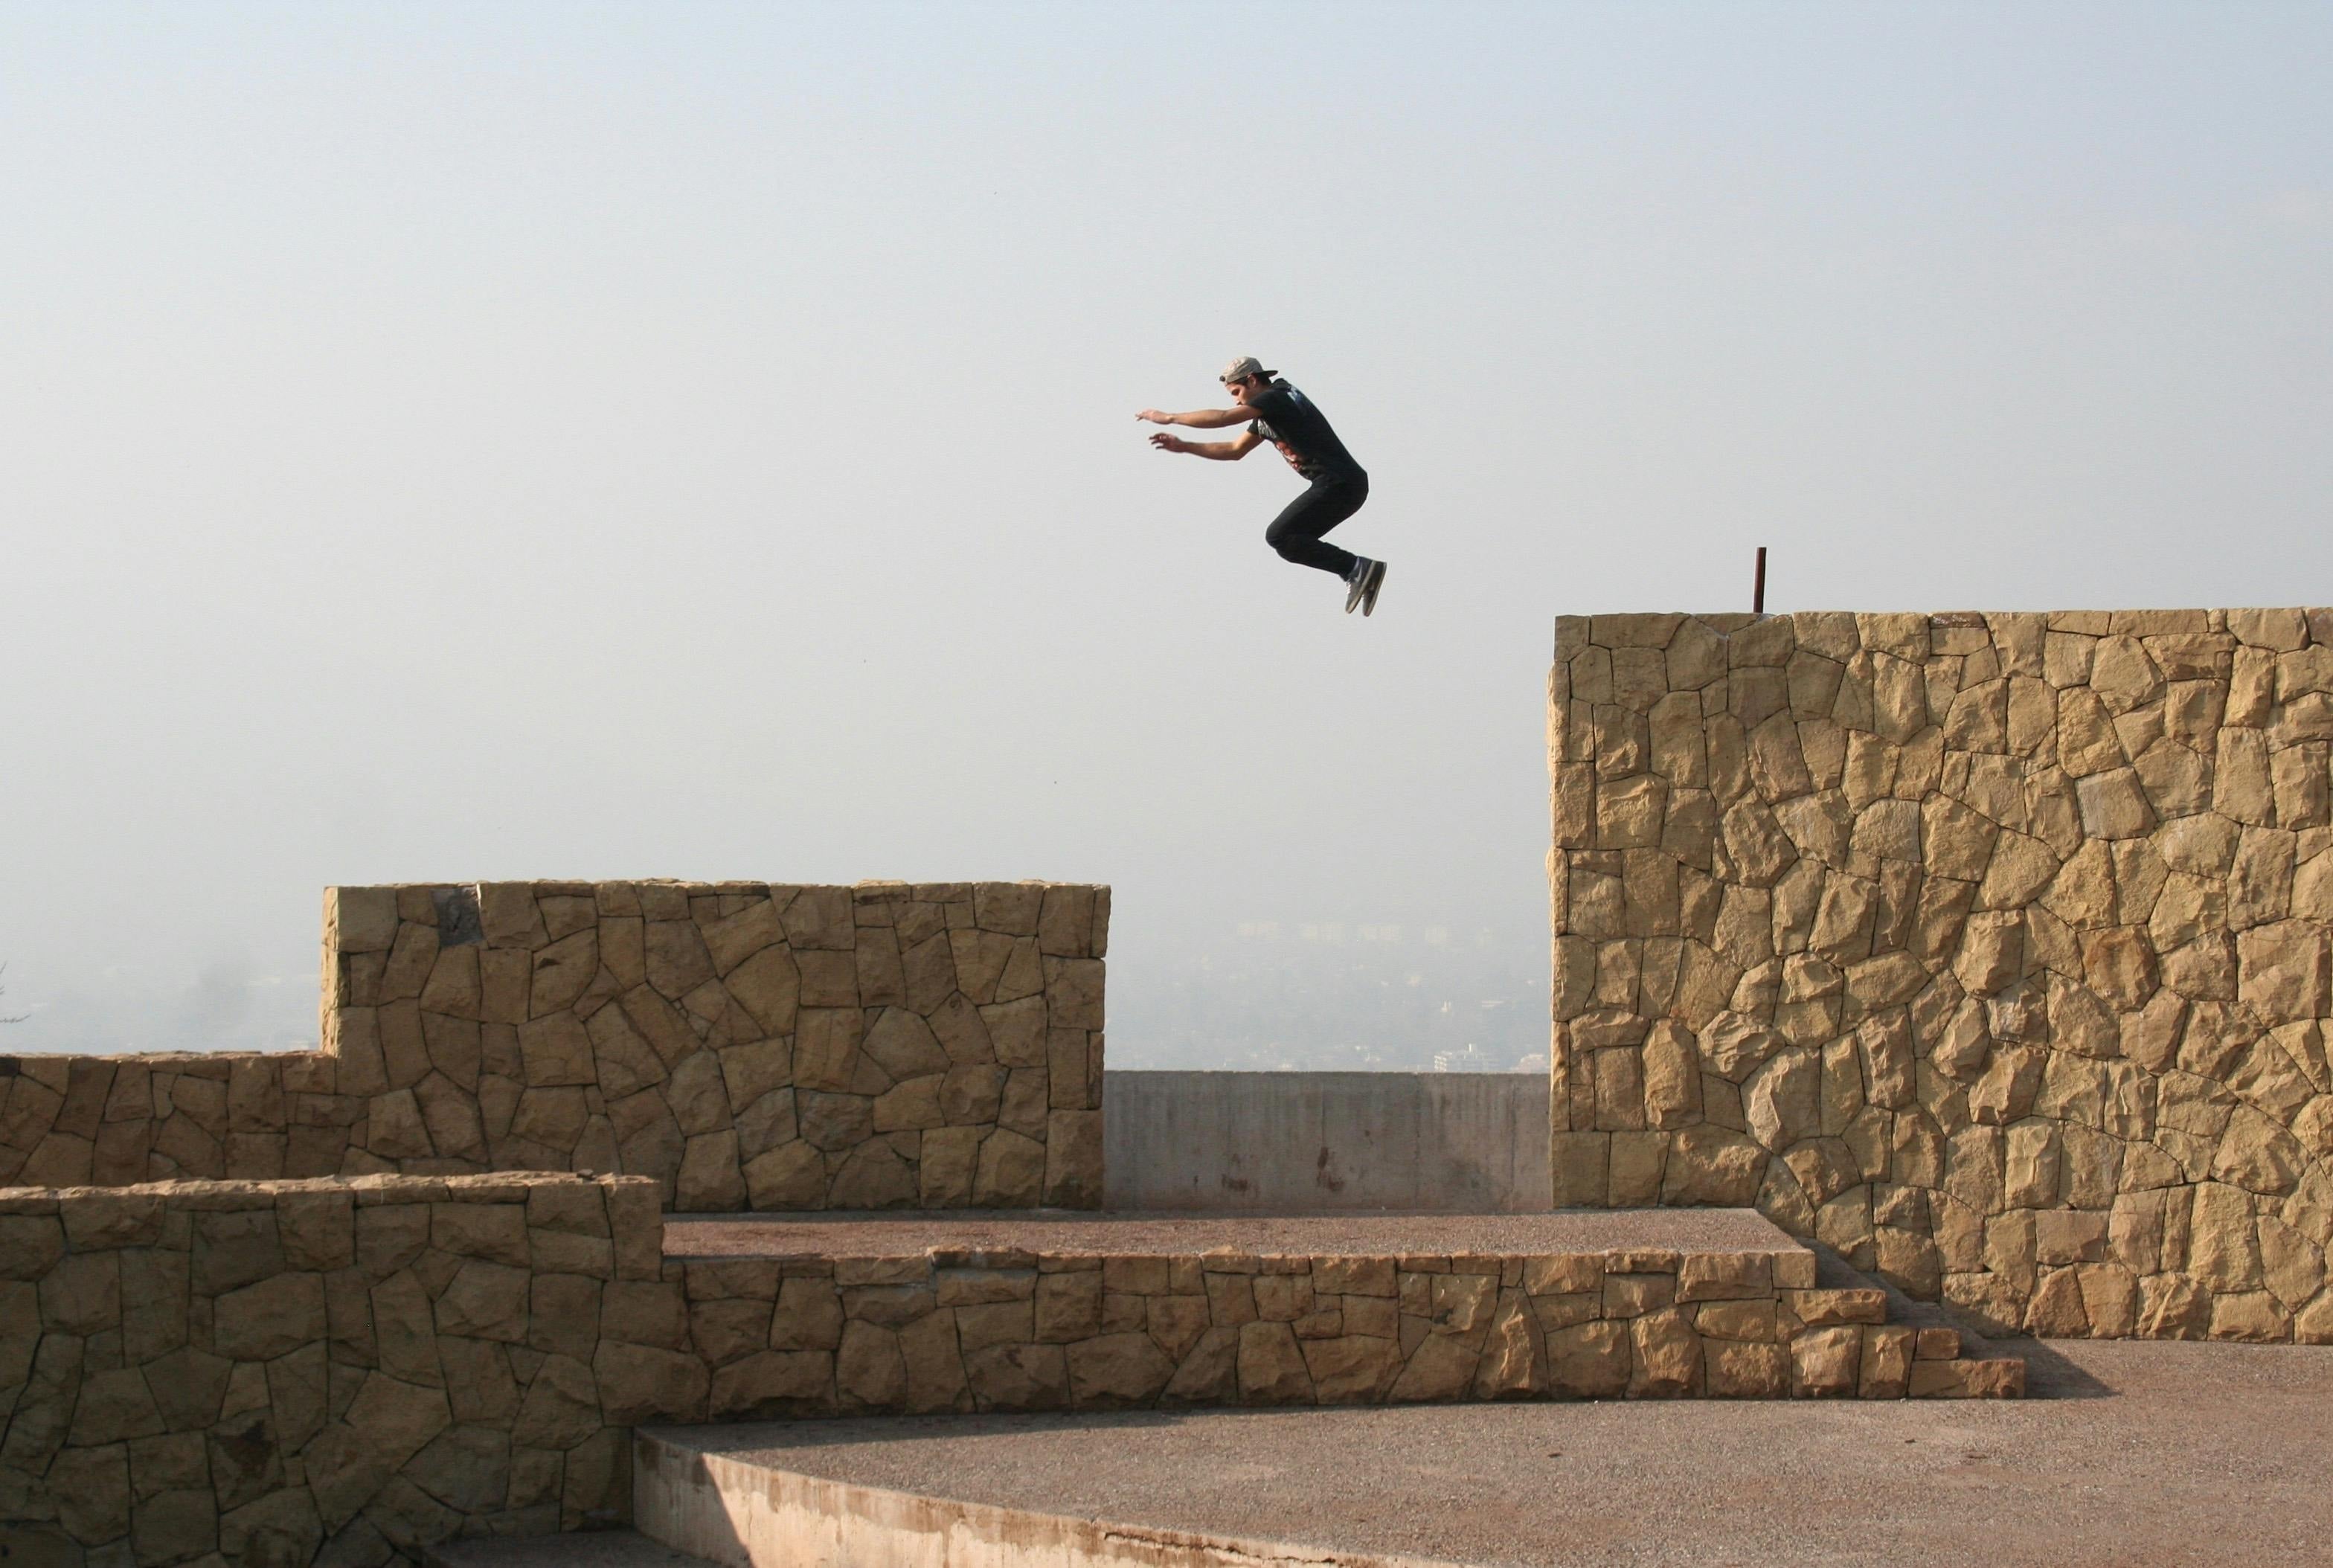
[663,1340,2333,1566]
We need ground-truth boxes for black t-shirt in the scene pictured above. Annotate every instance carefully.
[1247,382,1364,484]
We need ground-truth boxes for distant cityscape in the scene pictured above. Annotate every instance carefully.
[1109,916,1550,1073]
[2,915,1554,1074]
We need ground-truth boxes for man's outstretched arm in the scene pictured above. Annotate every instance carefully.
[1136,405,1257,431]
[1151,429,1263,460]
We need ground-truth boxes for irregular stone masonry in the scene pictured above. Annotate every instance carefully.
[656,1218,2018,1413]
[0,881,1109,1212]
[0,1174,661,1565]
[1548,608,2333,1343]
[0,1184,2015,1568]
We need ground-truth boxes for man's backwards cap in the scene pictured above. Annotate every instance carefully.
[1221,356,1277,384]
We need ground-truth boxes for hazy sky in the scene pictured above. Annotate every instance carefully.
[4,3,2329,1058]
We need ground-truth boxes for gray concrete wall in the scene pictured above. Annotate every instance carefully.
[1103,1071,1551,1212]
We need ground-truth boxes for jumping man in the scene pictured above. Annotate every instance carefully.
[1138,356,1387,615]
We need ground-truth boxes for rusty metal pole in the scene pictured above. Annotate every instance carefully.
[1753,546,1767,614]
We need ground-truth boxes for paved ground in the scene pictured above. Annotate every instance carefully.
[661,1207,1797,1261]
[660,1340,2333,1566]
[427,1532,714,1567]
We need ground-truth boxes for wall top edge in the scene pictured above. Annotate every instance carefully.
[1111,1068,1550,1082]
[0,1050,322,1070]
[1553,607,2333,662]
[1555,608,2331,618]
[325,878,1110,895]
[0,1169,657,1215]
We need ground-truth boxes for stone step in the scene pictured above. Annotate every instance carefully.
[424,1529,721,1567]
[651,1208,2016,1406]
[1811,1245,2026,1398]
[663,1207,1837,1407]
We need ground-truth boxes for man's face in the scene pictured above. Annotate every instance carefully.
[1225,375,1258,405]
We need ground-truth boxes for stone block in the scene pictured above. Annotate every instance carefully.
[1705,1339,1790,1397]
[1293,1334,1399,1404]
[1784,1287,1885,1328]
[1066,1333,1176,1409]
[1660,1126,1765,1205]
[1387,1329,1477,1403]
[835,1320,908,1410]
[1676,1251,1771,1302]
[1528,1320,1622,1398]
[426,1258,526,1344]
[965,1343,1070,1411]
[211,1273,326,1362]
[1789,1325,1860,1396]
[1627,1307,1701,1396]
[591,1340,709,1423]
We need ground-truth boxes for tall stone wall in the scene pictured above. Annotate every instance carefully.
[0,881,1109,1211]
[1549,609,2333,1343]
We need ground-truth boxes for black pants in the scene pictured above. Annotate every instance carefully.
[1264,475,1369,577]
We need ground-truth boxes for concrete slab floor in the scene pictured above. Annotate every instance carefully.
[655,1340,2333,1567]
[426,1530,715,1567]
[661,1208,1799,1261]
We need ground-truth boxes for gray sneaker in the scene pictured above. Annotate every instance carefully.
[1344,559,1373,614]
[1359,559,1388,617]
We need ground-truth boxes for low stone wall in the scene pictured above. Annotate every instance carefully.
[1,1186,2015,1567]
[0,1050,349,1188]
[0,880,1109,1211]
[1549,608,2333,1343]
[0,1174,659,1565]
[655,1214,2009,1409]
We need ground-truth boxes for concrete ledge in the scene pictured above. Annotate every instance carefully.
[636,1430,1468,1568]
[1105,1071,1550,1212]
[662,1206,1797,1262]
[428,1530,719,1566]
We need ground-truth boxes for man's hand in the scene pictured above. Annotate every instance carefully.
[1146,428,1261,461]
[1135,408,1173,425]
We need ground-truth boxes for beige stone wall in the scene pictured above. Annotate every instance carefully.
[0,1179,2013,1563]
[666,1239,2013,1412]
[0,881,1109,1211]
[0,1174,659,1563]
[1550,610,2333,1342]
[0,1050,350,1189]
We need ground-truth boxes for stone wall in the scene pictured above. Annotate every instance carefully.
[0,881,1109,1211]
[1549,609,2333,1343]
[0,1181,2015,1567]
[0,1174,659,1565]
[658,1229,2012,1411]
[0,1050,349,1190]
